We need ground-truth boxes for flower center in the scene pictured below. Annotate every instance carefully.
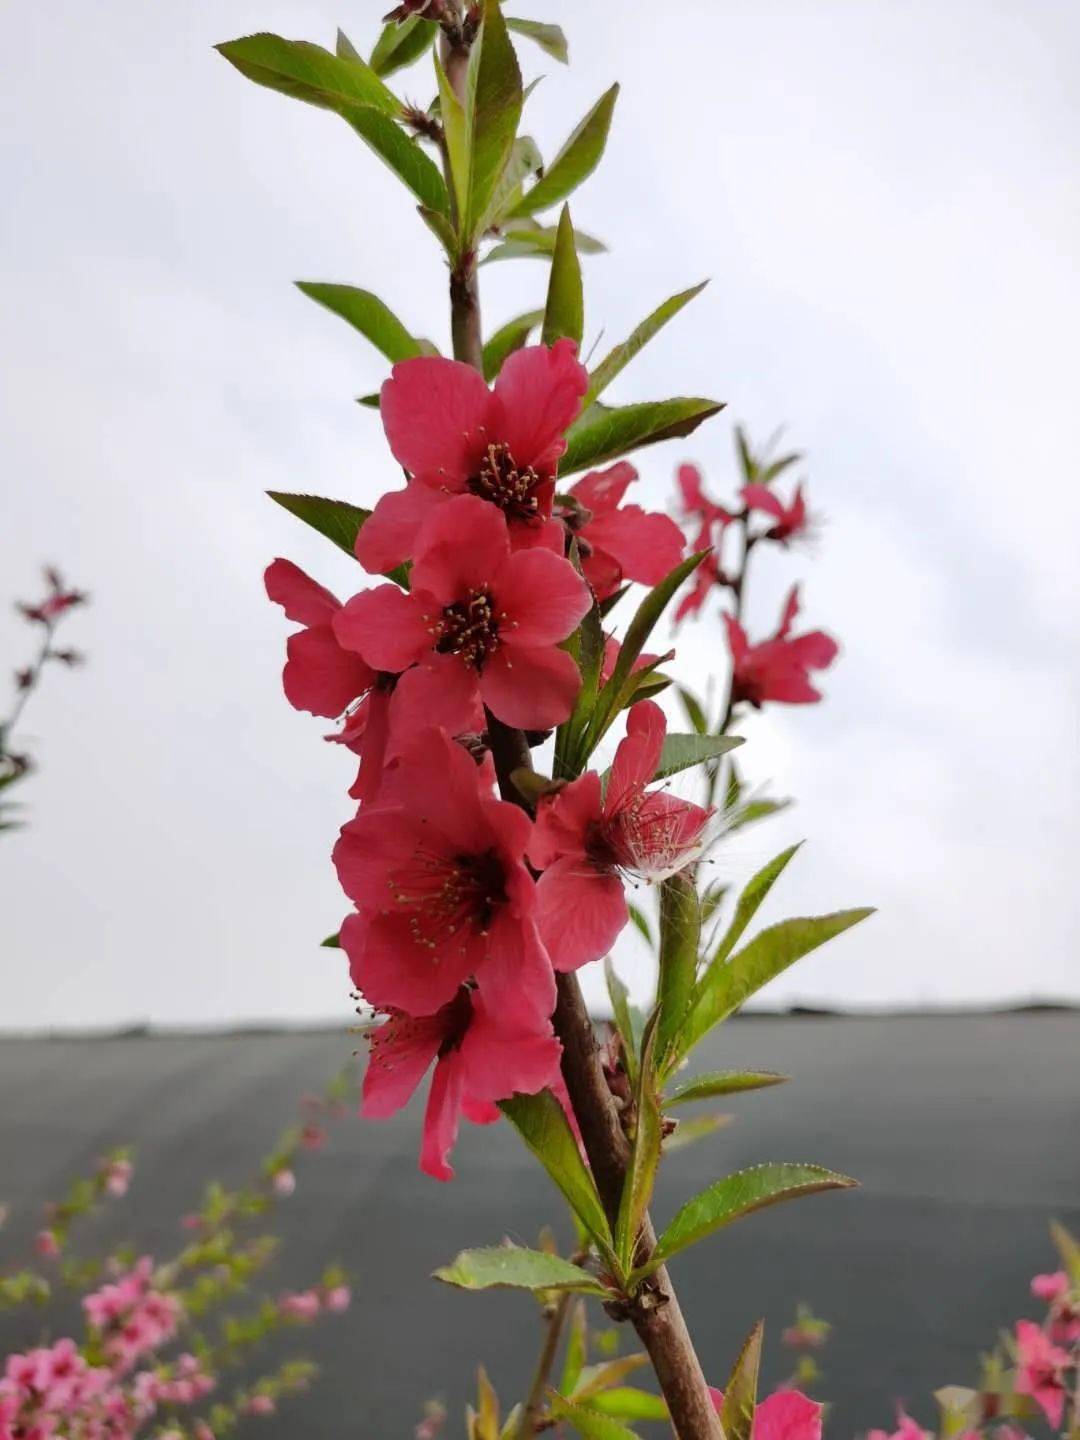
[434,588,499,670]
[468,441,542,523]
[389,846,508,955]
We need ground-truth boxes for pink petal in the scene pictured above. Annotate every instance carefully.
[459,990,562,1102]
[480,643,582,730]
[581,548,624,602]
[334,808,429,911]
[494,547,591,646]
[755,1390,824,1440]
[265,558,340,626]
[385,656,482,764]
[410,494,511,602]
[786,630,839,671]
[489,340,588,472]
[723,610,749,664]
[462,1096,501,1126]
[606,700,667,814]
[570,461,637,515]
[420,1050,466,1181]
[678,463,708,512]
[354,481,447,576]
[775,585,801,639]
[352,909,482,1016]
[529,771,602,870]
[379,727,490,854]
[535,856,629,971]
[283,626,374,718]
[350,684,392,804]
[380,356,492,482]
[584,506,686,586]
[479,912,557,1027]
[332,584,431,672]
[740,483,785,521]
[361,1009,446,1119]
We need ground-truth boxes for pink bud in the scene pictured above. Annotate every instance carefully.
[324,1285,351,1313]
[245,1395,276,1416]
[272,1168,296,1197]
[35,1229,60,1258]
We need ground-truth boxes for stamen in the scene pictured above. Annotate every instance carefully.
[467,441,543,524]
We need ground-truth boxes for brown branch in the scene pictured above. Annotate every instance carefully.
[518,1290,574,1439]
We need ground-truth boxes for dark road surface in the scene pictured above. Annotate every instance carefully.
[1,1014,1077,1437]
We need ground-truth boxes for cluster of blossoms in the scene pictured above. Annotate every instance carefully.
[277,1283,352,1323]
[82,1259,183,1374]
[268,343,715,1180]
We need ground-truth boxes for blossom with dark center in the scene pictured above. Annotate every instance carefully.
[725,585,838,708]
[335,495,590,730]
[334,727,555,1022]
[362,985,561,1181]
[741,480,812,545]
[354,342,588,576]
[564,462,686,601]
[528,700,712,971]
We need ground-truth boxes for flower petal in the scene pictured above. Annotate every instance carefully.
[410,494,511,602]
[489,340,588,472]
[740,483,786,521]
[380,356,492,482]
[420,1050,466,1181]
[265,558,340,626]
[495,547,591,646]
[354,481,447,576]
[361,1008,446,1120]
[584,506,686,586]
[606,699,667,814]
[385,655,483,763]
[332,584,431,672]
[283,626,374,718]
[529,772,602,870]
[351,909,482,1016]
[535,856,629,971]
[459,990,562,1102]
[481,644,581,730]
[479,912,556,1026]
[570,461,637,515]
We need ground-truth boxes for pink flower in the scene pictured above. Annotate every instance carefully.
[337,495,590,732]
[272,1168,296,1197]
[356,342,588,575]
[565,463,685,601]
[741,481,811,544]
[279,1289,321,1322]
[334,727,555,1023]
[1031,1271,1069,1304]
[244,1394,276,1416]
[362,985,561,1181]
[265,558,375,719]
[18,570,87,625]
[34,1229,59,1258]
[867,1413,929,1440]
[529,701,711,970]
[101,1159,133,1198]
[709,1388,823,1440]
[725,586,838,707]
[323,1285,352,1313]
[678,463,732,545]
[300,1122,326,1151]
[1014,1319,1070,1429]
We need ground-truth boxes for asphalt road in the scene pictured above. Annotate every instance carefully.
[1,1014,1077,1437]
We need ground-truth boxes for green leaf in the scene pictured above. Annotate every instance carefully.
[578,550,708,763]
[587,1389,668,1423]
[498,1092,616,1264]
[663,1113,731,1153]
[433,1246,606,1295]
[615,1018,662,1275]
[267,492,369,557]
[585,282,708,407]
[435,55,469,222]
[721,1320,764,1440]
[266,491,409,585]
[542,205,584,347]
[665,1071,788,1107]
[653,732,743,783]
[483,223,606,263]
[368,15,437,77]
[561,398,724,477]
[552,542,603,777]
[217,33,401,115]
[728,797,793,833]
[507,84,619,218]
[604,958,640,1090]
[560,1299,588,1396]
[464,0,523,238]
[418,203,459,255]
[713,844,803,971]
[548,1395,641,1440]
[641,1163,857,1275]
[482,308,544,380]
[677,687,709,736]
[627,905,653,947]
[479,136,543,233]
[655,874,700,1063]
[506,17,569,64]
[1050,1219,1080,1285]
[572,1356,649,1400]
[295,282,423,363]
[319,931,341,949]
[679,908,875,1060]
[338,101,451,214]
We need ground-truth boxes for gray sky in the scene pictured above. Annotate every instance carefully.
[2,0,1078,1030]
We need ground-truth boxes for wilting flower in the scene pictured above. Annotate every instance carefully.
[529,700,711,970]
[709,1388,823,1440]
[742,481,812,545]
[362,986,561,1181]
[356,343,588,575]
[264,559,375,719]
[725,586,838,707]
[1014,1319,1070,1427]
[564,462,686,601]
[335,727,555,1022]
[337,496,590,730]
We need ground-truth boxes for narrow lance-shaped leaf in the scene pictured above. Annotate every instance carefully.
[478,136,543,234]
[542,205,584,347]
[266,492,409,586]
[678,908,875,1061]
[713,844,803,971]
[483,223,607,263]
[604,958,639,1090]
[614,1017,662,1274]
[295,283,424,363]
[651,732,743,783]
[482,308,544,380]
[663,1113,731,1153]
[547,1395,641,1440]
[337,101,451,215]
[585,282,708,407]
[587,1389,669,1423]
[367,15,437,77]
[464,0,523,238]
[721,1321,764,1440]
[435,55,469,224]
[655,874,700,1062]
[216,34,401,115]
[572,1356,650,1401]
[498,1091,617,1266]
[506,18,569,64]
[665,1070,788,1108]
[507,84,619,218]
[638,1162,857,1277]
[678,687,709,736]
[433,1246,607,1295]
[560,1299,588,1396]
[561,398,725,477]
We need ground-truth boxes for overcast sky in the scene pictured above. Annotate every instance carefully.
[2,0,1077,1031]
